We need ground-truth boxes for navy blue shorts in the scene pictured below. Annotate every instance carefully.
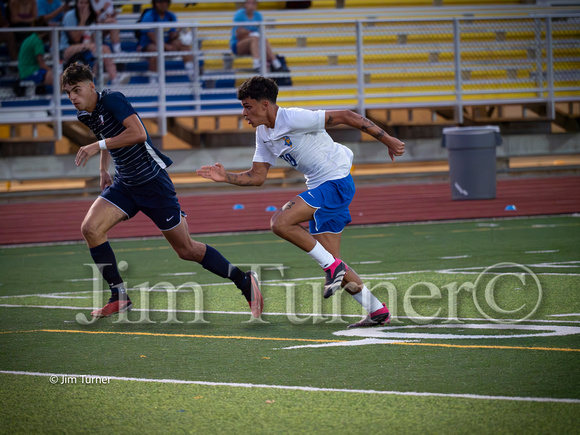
[298,174,355,235]
[23,68,47,84]
[100,171,184,232]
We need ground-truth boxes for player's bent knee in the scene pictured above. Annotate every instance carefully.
[80,220,103,243]
[270,215,286,237]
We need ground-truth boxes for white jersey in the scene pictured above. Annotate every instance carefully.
[253,107,353,189]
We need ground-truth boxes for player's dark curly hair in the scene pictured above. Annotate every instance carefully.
[61,63,94,88]
[237,76,278,103]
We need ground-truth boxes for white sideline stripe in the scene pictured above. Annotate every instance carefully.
[525,250,559,254]
[2,304,580,324]
[1,370,578,404]
[160,272,197,276]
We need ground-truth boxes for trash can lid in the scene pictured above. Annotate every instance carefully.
[441,125,502,148]
[442,126,500,135]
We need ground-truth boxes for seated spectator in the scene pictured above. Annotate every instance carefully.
[230,0,282,72]
[8,0,38,43]
[18,17,53,89]
[59,0,127,84]
[90,0,121,53]
[137,0,195,83]
[9,0,37,26]
[37,0,71,26]
[0,1,18,61]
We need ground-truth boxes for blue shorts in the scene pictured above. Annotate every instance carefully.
[298,174,355,235]
[100,171,184,232]
[23,68,47,84]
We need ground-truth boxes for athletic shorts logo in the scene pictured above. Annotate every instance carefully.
[283,136,292,147]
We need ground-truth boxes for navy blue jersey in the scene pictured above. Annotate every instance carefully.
[77,89,173,186]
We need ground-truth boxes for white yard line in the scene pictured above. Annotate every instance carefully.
[1,304,580,324]
[1,370,578,404]
[525,250,559,254]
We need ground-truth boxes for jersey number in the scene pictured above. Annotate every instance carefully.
[281,153,297,167]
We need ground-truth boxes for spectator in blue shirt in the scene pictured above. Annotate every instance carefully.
[37,0,70,26]
[230,0,282,71]
[137,0,195,83]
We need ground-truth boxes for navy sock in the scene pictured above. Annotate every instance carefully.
[89,241,124,290]
[200,244,247,289]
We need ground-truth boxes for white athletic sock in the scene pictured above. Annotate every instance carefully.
[271,57,282,70]
[184,61,195,80]
[307,242,335,269]
[252,58,261,69]
[148,72,159,84]
[113,43,122,53]
[351,285,384,314]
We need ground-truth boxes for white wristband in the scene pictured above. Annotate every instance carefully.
[98,139,107,150]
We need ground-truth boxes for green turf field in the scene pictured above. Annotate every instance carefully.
[1,215,579,434]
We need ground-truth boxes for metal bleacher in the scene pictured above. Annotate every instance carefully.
[0,0,580,194]
[1,1,579,131]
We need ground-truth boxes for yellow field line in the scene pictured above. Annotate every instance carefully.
[0,330,39,335]
[3,329,578,352]
[37,329,346,343]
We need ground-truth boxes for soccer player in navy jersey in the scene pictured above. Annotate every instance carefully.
[62,63,262,319]
[197,76,405,328]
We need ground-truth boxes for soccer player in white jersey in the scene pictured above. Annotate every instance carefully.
[63,63,262,319]
[197,76,405,328]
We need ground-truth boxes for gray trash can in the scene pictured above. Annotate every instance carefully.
[442,126,502,200]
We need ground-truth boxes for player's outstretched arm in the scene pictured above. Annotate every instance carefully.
[325,109,405,162]
[197,161,271,186]
[196,162,228,182]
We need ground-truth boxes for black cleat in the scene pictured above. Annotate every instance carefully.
[323,259,348,298]
[240,271,263,318]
